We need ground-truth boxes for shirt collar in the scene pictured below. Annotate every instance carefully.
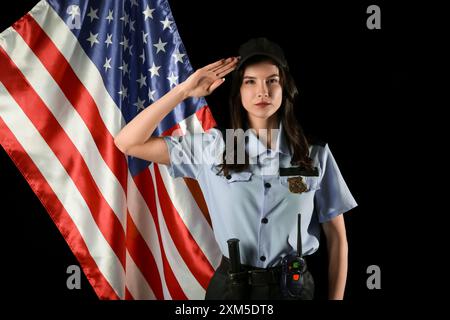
[246,121,291,159]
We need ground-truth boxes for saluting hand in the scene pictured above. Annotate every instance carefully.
[180,57,239,98]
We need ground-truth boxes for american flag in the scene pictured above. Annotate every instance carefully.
[0,0,221,299]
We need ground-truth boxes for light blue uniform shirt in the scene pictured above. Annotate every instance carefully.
[163,123,357,268]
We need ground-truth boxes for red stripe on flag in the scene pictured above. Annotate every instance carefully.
[184,108,217,227]
[183,178,212,227]
[133,168,187,299]
[125,287,134,300]
[0,47,126,268]
[125,210,164,300]
[0,117,120,300]
[153,165,215,290]
[12,13,128,191]
[196,105,217,132]
[163,122,182,137]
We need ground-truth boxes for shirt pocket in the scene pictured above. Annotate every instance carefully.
[280,175,320,193]
[209,165,253,183]
[225,171,253,183]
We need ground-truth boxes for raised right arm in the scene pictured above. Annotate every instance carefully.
[113,57,239,164]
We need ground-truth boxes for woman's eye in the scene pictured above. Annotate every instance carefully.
[244,80,255,84]
[268,78,279,84]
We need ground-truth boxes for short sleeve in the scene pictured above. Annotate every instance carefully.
[163,128,224,179]
[314,144,358,223]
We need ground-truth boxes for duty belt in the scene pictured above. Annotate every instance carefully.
[221,256,281,285]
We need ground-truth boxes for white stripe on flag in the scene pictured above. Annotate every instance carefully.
[158,163,222,269]
[150,165,206,300]
[182,113,206,134]
[30,0,124,135]
[126,171,171,298]
[125,250,156,300]
[0,83,125,298]
[0,27,127,229]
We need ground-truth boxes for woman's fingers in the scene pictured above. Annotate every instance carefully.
[210,57,239,73]
[191,56,239,96]
[204,58,228,71]
[206,56,239,72]
[213,57,238,72]
[214,61,239,78]
[208,78,226,93]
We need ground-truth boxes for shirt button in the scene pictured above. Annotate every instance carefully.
[226,174,232,180]
[261,218,268,224]
[260,256,266,262]
[264,182,271,188]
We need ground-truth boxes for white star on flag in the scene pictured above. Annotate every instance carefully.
[119,61,129,75]
[143,5,155,20]
[87,32,99,47]
[120,12,129,26]
[118,84,128,99]
[167,72,178,86]
[103,57,112,72]
[148,89,156,101]
[87,7,99,22]
[136,73,147,88]
[142,31,149,44]
[160,17,173,30]
[133,97,146,110]
[105,33,113,47]
[153,38,167,53]
[106,9,114,23]
[139,50,145,63]
[120,36,130,52]
[149,62,161,77]
[173,49,186,63]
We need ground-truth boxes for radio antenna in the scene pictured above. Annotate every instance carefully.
[297,213,302,257]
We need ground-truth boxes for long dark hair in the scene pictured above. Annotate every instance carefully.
[217,55,313,176]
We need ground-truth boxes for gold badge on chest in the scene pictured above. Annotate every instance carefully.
[287,176,308,194]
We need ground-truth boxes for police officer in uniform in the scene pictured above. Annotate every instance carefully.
[114,37,357,300]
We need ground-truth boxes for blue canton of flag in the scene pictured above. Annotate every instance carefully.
[49,0,207,175]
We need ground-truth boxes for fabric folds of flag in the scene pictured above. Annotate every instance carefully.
[0,0,221,299]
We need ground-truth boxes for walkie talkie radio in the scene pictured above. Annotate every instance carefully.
[281,213,307,298]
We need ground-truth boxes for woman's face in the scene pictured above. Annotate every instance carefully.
[240,61,283,124]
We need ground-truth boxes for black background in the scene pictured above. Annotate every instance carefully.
[0,0,419,306]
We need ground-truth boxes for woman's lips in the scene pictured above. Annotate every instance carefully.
[255,102,271,107]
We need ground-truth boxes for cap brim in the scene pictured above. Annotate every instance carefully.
[236,52,286,70]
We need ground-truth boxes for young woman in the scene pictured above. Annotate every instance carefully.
[114,38,357,300]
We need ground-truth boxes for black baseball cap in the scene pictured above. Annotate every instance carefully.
[236,37,288,70]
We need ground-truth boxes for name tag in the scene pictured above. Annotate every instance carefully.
[279,166,319,177]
